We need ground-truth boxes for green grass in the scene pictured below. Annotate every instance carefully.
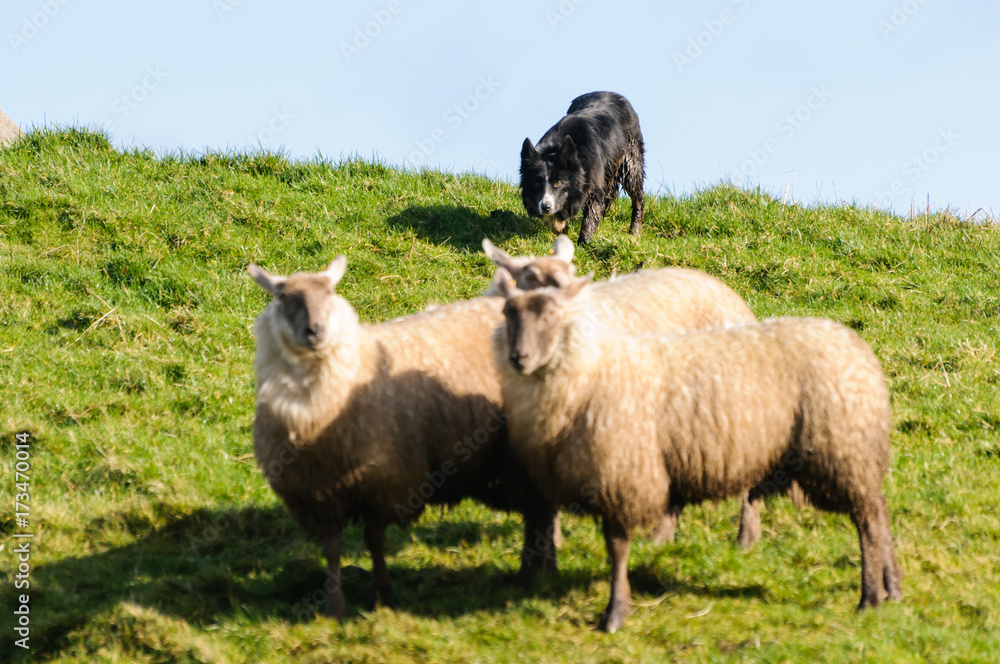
[1,128,999,663]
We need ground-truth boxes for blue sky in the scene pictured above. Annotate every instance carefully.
[4,0,997,217]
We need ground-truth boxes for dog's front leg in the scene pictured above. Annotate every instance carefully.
[578,196,607,244]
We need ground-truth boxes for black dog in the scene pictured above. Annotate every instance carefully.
[520,91,645,245]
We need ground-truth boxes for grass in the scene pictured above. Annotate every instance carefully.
[1,127,998,662]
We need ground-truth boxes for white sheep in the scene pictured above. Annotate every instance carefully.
[483,237,771,547]
[249,257,557,619]
[482,236,577,295]
[493,271,902,632]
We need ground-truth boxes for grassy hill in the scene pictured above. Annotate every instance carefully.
[1,128,998,663]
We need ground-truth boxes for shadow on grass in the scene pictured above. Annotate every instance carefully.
[632,564,769,601]
[385,205,542,252]
[14,503,564,658]
[15,504,779,659]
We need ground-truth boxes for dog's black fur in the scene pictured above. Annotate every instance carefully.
[519,91,645,245]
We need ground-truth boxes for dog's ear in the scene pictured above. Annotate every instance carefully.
[521,138,539,161]
[558,135,579,166]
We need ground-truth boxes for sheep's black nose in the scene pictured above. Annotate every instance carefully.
[305,322,324,344]
[509,351,525,370]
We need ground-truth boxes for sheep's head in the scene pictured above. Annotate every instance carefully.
[248,256,353,353]
[496,267,592,375]
[482,236,576,295]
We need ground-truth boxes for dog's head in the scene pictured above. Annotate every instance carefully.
[519,136,586,234]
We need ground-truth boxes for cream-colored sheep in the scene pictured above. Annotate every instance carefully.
[493,272,901,632]
[249,257,557,619]
[482,236,577,295]
[483,237,773,547]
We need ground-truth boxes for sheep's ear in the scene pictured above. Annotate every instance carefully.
[495,267,521,299]
[248,263,286,296]
[322,255,347,287]
[551,234,575,263]
[561,272,593,300]
[482,238,519,273]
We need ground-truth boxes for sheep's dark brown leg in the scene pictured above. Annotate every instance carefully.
[597,517,632,633]
[853,503,886,610]
[364,519,394,610]
[879,496,903,601]
[737,491,762,549]
[519,501,559,581]
[649,503,683,545]
[323,528,346,620]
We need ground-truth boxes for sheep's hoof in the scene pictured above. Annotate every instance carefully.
[325,593,346,622]
[857,592,884,611]
[597,603,629,633]
[517,559,558,585]
[649,519,676,545]
[736,523,761,550]
[366,586,394,611]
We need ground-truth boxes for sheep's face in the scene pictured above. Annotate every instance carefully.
[517,257,575,290]
[483,235,576,294]
[249,256,352,354]
[497,267,593,376]
[502,292,568,375]
[273,275,345,351]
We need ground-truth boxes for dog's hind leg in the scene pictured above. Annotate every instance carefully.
[622,136,645,236]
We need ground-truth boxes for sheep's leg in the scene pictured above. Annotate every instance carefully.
[363,519,394,610]
[879,496,903,601]
[323,529,346,620]
[552,511,563,549]
[597,517,632,633]
[736,491,762,549]
[787,481,808,508]
[852,502,887,610]
[519,501,559,581]
[649,503,683,544]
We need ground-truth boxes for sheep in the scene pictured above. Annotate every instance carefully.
[493,271,902,632]
[483,237,778,548]
[248,256,558,619]
[482,236,577,295]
